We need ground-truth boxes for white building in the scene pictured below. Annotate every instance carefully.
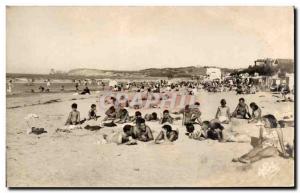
[206,67,222,80]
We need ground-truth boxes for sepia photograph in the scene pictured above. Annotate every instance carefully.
[6,6,295,187]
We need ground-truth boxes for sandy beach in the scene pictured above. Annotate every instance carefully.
[6,90,294,187]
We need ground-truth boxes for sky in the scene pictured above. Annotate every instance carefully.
[6,6,294,74]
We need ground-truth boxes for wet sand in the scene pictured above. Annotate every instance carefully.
[6,90,294,187]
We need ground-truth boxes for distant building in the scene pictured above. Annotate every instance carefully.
[273,59,294,67]
[206,67,221,80]
[254,58,294,69]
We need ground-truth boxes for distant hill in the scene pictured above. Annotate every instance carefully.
[9,59,292,80]
[68,68,113,76]
[67,66,235,78]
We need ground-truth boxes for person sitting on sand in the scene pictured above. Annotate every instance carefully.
[174,102,202,125]
[215,99,231,124]
[155,124,179,144]
[88,104,100,121]
[231,98,251,119]
[134,118,154,142]
[280,83,290,101]
[65,103,81,125]
[160,110,174,124]
[144,112,159,121]
[115,105,129,124]
[103,106,117,121]
[232,114,289,164]
[248,102,262,123]
[186,102,202,125]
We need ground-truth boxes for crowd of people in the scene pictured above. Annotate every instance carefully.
[62,89,292,164]
[11,76,292,165]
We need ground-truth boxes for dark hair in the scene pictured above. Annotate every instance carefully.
[194,102,200,106]
[262,114,278,128]
[249,102,258,111]
[239,98,245,102]
[135,111,142,117]
[136,117,145,124]
[151,112,158,120]
[91,104,96,108]
[185,123,195,133]
[123,124,132,133]
[71,103,77,109]
[121,109,128,114]
[209,122,224,130]
[220,99,226,105]
[162,124,172,132]
[109,106,115,111]
[163,110,169,114]
[167,130,178,142]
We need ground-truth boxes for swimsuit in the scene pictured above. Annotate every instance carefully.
[262,128,279,149]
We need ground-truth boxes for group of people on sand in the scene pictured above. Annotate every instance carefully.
[61,90,292,165]
[213,97,292,163]
[215,97,262,124]
[64,102,180,145]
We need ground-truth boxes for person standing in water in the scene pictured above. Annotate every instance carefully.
[7,80,13,94]
[46,79,51,92]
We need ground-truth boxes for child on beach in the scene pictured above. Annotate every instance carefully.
[103,106,117,121]
[215,99,231,124]
[190,102,202,124]
[115,105,129,124]
[185,121,223,141]
[207,121,224,141]
[248,102,262,123]
[186,120,250,143]
[185,122,209,141]
[231,98,251,119]
[209,120,250,143]
[129,111,142,124]
[65,103,81,125]
[155,124,179,144]
[174,102,202,125]
[144,112,159,121]
[160,110,174,124]
[101,124,137,145]
[88,104,100,121]
[134,118,154,142]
